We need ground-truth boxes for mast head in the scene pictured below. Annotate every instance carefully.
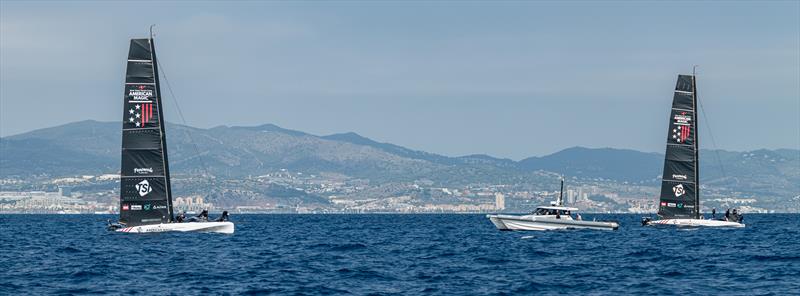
[149,24,156,40]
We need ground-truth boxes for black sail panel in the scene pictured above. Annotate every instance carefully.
[659,181,697,217]
[121,177,168,202]
[658,74,699,219]
[119,38,173,227]
[121,149,166,176]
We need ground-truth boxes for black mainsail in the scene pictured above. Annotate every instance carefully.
[658,74,699,219]
[119,38,174,226]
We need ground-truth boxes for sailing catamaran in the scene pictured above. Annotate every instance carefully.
[487,178,619,231]
[642,73,744,228]
[108,33,234,234]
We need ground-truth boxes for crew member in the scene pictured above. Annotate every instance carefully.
[215,211,229,222]
[197,209,209,222]
[176,211,186,223]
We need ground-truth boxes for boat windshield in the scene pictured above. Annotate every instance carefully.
[533,208,571,216]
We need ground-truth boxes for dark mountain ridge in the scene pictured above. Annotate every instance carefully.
[2,121,797,195]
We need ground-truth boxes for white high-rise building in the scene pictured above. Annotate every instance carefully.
[495,193,505,210]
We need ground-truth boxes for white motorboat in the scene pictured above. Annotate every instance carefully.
[487,179,619,231]
[108,29,234,234]
[488,206,619,231]
[643,71,744,228]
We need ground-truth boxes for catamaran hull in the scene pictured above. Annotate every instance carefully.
[487,214,619,231]
[115,222,234,234]
[645,218,744,228]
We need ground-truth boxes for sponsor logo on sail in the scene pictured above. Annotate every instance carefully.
[152,205,167,210]
[126,85,155,128]
[667,203,677,207]
[672,174,687,180]
[128,85,153,101]
[136,180,153,197]
[672,184,686,197]
[130,204,143,211]
[143,204,152,211]
[672,112,692,143]
[122,204,130,211]
[677,203,684,208]
[133,167,153,175]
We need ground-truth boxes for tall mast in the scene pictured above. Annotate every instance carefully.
[149,29,174,221]
[692,66,700,219]
[558,177,564,206]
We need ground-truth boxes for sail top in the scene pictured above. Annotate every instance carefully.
[128,39,152,60]
[657,74,699,219]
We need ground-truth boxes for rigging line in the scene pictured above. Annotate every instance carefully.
[697,98,728,183]
[155,56,216,190]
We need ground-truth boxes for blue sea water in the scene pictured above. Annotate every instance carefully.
[1,214,799,295]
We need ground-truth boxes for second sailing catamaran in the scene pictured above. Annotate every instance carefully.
[643,72,744,228]
[108,31,234,234]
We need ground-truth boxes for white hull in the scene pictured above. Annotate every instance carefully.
[115,221,234,234]
[645,218,744,228]
[487,214,619,231]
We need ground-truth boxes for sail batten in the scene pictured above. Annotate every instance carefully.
[119,38,174,227]
[658,74,700,219]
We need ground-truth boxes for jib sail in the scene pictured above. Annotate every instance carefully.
[658,74,700,219]
[119,38,174,226]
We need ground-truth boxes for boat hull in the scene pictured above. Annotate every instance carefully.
[115,222,234,234]
[487,214,619,231]
[645,218,744,228]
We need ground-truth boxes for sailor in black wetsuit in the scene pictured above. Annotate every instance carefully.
[176,211,186,223]
[197,209,209,222]
[215,211,229,222]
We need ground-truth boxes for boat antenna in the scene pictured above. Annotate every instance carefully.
[149,24,156,39]
[692,65,698,76]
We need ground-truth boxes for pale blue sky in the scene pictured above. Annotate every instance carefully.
[1,1,798,159]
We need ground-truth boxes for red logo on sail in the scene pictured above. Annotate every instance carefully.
[127,103,154,127]
[674,125,690,143]
[672,112,691,143]
[127,84,155,128]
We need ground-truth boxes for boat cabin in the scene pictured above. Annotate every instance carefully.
[532,206,579,216]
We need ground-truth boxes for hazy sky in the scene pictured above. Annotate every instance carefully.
[1,1,798,159]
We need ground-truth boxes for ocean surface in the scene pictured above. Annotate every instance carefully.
[1,214,799,295]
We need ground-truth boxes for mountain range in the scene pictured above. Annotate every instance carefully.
[1,120,798,197]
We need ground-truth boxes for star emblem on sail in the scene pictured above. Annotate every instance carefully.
[135,180,153,197]
[127,102,154,127]
[672,125,690,143]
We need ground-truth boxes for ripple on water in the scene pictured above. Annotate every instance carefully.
[0,214,798,295]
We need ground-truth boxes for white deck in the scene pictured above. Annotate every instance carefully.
[645,218,744,228]
[115,221,234,234]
